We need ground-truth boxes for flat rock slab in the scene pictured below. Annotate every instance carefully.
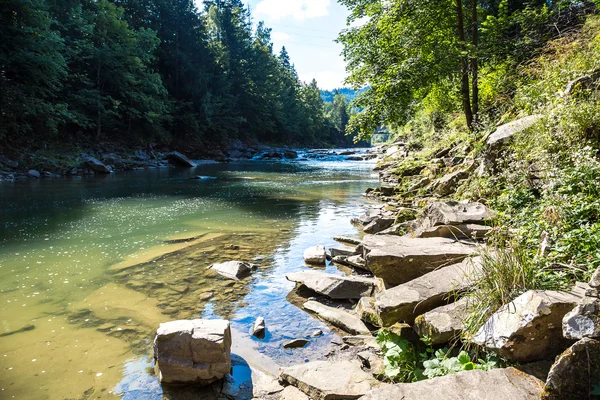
[333,236,362,246]
[166,151,196,167]
[486,114,543,148]
[303,245,327,265]
[359,368,543,400]
[286,271,377,300]
[346,255,368,271]
[329,245,358,258]
[209,261,258,280]
[473,285,587,363]
[542,338,600,400]
[304,300,370,335]
[417,224,493,240]
[362,235,478,286]
[425,201,494,226]
[374,257,481,327]
[154,319,231,385]
[414,297,471,344]
[280,360,385,400]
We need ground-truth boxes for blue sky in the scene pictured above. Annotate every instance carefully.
[198,0,352,90]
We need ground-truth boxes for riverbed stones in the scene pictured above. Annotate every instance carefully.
[279,360,384,400]
[328,245,358,258]
[414,297,471,344]
[562,296,600,340]
[303,300,370,335]
[27,169,41,178]
[363,217,396,234]
[250,316,266,338]
[373,257,482,326]
[283,339,310,349]
[286,271,377,300]
[165,151,196,167]
[303,246,327,265]
[473,285,587,362]
[362,235,478,286]
[541,338,600,400]
[208,261,258,280]
[358,368,543,400]
[154,319,232,385]
[333,236,361,246]
[84,156,112,173]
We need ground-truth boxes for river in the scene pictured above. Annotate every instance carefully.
[0,152,377,399]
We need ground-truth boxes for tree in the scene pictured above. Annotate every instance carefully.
[330,92,350,132]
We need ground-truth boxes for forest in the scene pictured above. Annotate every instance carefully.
[0,0,356,152]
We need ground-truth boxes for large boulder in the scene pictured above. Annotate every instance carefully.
[304,300,370,335]
[154,319,232,385]
[359,368,543,400]
[473,285,587,363]
[279,360,385,400]
[434,170,469,196]
[286,271,377,300]
[373,257,481,326]
[486,115,543,149]
[562,296,600,340]
[208,261,258,280]
[361,235,478,286]
[303,246,327,265]
[410,201,494,240]
[84,156,112,173]
[414,297,471,344]
[541,338,600,400]
[166,151,197,168]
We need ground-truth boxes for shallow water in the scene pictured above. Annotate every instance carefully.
[0,155,377,399]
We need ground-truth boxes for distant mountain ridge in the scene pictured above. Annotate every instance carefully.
[320,87,368,103]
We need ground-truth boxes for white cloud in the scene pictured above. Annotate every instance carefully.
[255,0,331,21]
[271,32,291,41]
[300,71,345,90]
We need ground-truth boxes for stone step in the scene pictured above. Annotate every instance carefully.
[361,235,479,286]
[414,297,471,344]
[303,300,370,335]
[286,271,378,300]
[373,257,482,327]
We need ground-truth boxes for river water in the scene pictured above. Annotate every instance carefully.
[0,153,377,399]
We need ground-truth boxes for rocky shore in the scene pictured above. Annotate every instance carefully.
[0,146,377,183]
[151,118,600,399]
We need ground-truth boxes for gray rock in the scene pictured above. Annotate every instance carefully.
[279,386,310,400]
[165,151,197,168]
[27,169,41,178]
[363,217,396,234]
[486,115,544,148]
[416,224,493,240]
[208,261,258,280]
[590,266,600,288]
[154,319,231,385]
[346,255,368,271]
[362,235,478,286]
[283,339,309,348]
[473,284,587,362]
[356,297,381,327]
[329,245,358,258]
[374,257,482,327]
[423,201,494,226]
[286,271,377,300]
[541,338,600,400]
[357,350,385,376]
[563,296,600,339]
[414,297,471,344]
[434,170,469,196]
[564,70,600,96]
[279,360,385,400]
[303,245,327,265]
[84,156,112,173]
[304,300,370,335]
[333,236,362,246]
[250,316,266,338]
[311,329,323,337]
[0,156,18,168]
[359,368,543,400]
[342,335,380,350]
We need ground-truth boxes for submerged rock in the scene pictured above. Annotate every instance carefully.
[304,300,370,335]
[208,261,258,280]
[473,285,587,363]
[154,319,231,385]
[286,271,377,300]
[283,339,309,349]
[541,337,600,400]
[359,368,543,400]
[279,360,385,400]
[373,257,481,326]
[165,151,196,168]
[250,316,266,338]
[362,235,478,286]
[303,245,327,265]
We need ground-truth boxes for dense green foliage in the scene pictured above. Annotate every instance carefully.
[0,0,354,150]
[376,330,499,383]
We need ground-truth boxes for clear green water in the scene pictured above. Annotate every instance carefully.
[0,157,377,399]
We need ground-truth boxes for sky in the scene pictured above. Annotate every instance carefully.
[197,0,352,90]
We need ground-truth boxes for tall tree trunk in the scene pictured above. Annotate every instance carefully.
[457,0,473,131]
[471,0,479,128]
